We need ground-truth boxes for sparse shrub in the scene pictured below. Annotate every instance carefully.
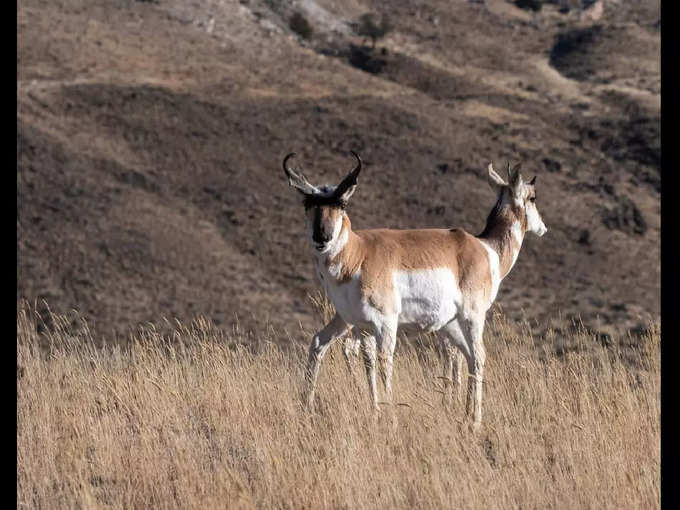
[515,0,543,12]
[289,12,313,40]
[549,25,603,80]
[354,13,392,50]
[348,44,387,74]
[602,195,647,236]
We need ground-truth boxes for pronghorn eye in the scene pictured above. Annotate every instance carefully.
[529,197,536,203]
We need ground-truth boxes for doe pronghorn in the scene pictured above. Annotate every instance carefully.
[283,152,547,426]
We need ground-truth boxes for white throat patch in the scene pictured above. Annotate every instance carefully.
[509,220,523,270]
[478,240,501,307]
[326,226,348,278]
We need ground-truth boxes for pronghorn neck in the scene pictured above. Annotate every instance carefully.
[313,215,361,281]
[478,192,527,279]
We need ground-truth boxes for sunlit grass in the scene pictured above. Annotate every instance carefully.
[17,300,659,509]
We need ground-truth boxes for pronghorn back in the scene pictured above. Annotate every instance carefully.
[316,220,494,330]
[351,226,491,298]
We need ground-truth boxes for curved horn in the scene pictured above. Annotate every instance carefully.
[529,175,536,185]
[282,152,319,194]
[487,162,506,188]
[334,151,363,200]
[282,152,297,178]
[505,161,512,181]
[349,150,362,177]
[509,162,522,189]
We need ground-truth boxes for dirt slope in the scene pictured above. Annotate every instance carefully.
[17,0,659,339]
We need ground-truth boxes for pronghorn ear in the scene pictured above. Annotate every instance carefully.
[487,163,507,192]
[337,184,357,203]
[334,151,362,203]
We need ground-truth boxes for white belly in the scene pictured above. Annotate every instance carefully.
[393,268,462,331]
[316,263,462,332]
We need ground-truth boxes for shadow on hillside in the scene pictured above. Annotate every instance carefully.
[347,44,388,74]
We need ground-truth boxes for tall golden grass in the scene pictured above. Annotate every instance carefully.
[17,300,659,509]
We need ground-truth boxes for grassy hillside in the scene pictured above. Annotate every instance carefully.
[17,302,659,509]
[17,0,659,338]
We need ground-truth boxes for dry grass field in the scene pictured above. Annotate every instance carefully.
[18,0,660,337]
[17,300,659,509]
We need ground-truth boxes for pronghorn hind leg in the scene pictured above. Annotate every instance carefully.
[460,314,487,428]
[304,314,351,411]
[441,321,469,408]
[342,336,361,388]
[442,346,454,405]
[376,319,398,406]
[452,349,464,401]
[441,345,464,406]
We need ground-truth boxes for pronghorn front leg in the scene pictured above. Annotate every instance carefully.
[304,313,351,411]
[360,335,379,410]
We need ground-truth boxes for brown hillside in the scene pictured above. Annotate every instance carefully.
[17,0,659,339]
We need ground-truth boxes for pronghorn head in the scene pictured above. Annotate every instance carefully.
[282,151,362,254]
[487,162,547,237]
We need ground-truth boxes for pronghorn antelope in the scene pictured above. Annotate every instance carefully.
[283,152,547,426]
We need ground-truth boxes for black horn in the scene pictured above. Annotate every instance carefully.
[282,152,319,195]
[349,150,362,176]
[282,152,297,177]
[334,151,362,199]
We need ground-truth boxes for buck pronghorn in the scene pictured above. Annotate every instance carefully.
[283,152,547,426]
